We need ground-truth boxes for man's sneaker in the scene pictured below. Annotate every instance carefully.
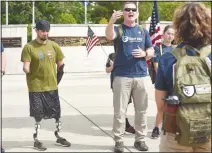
[134,141,149,151]
[55,138,71,147]
[34,141,47,151]
[125,126,135,134]
[151,127,160,139]
[114,141,124,153]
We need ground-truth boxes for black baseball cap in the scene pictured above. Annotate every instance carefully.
[34,20,50,31]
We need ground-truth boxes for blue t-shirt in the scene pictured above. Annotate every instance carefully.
[113,24,152,77]
[155,43,211,96]
[152,44,174,63]
[1,43,4,52]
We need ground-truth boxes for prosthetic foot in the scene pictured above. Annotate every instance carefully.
[33,123,47,151]
[54,121,71,147]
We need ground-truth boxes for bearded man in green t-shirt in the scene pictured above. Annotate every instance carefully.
[21,20,70,151]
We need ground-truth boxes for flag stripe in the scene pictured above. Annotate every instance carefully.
[86,26,99,54]
[86,36,99,51]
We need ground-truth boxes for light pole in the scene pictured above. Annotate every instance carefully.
[83,1,89,24]
[136,0,139,25]
[32,1,35,25]
[84,2,87,24]
[6,0,8,25]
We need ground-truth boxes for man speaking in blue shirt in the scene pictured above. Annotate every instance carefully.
[105,1,154,152]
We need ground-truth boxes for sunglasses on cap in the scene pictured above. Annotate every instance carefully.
[124,8,137,12]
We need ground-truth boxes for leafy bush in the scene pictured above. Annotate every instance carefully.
[27,24,32,42]
[99,17,108,24]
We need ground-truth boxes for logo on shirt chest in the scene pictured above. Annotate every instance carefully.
[38,51,44,60]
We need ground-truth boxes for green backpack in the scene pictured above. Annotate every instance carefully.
[171,45,211,147]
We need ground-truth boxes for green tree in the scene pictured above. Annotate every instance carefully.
[1,1,6,24]
[99,17,108,24]
[203,1,212,8]
[58,13,77,24]
[90,2,124,24]
[158,2,184,21]
[1,1,211,25]
[27,24,32,42]
[1,1,32,24]
[138,2,153,22]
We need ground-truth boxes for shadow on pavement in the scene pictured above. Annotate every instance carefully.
[2,140,114,151]
[2,114,156,151]
[2,114,156,136]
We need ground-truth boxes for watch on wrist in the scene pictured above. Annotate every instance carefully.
[144,51,148,57]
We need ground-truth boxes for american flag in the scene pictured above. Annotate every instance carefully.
[149,1,162,46]
[86,26,99,55]
[147,2,162,84]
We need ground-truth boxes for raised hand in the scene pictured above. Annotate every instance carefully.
[109,10,123,24]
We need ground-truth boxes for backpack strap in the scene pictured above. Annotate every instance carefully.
[184,45,211,58]
[171,48,183,60]
[171,45,211,60]
[117,24,123,41]
[114,24,123,53]
[159,45,163,56]
[138,25,144,33]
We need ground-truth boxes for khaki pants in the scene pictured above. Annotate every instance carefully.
[112,76,148,142]
[160,132,211,152]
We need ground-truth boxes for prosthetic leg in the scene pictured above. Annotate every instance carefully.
[54,118,71,147]
[33,119,47,151]
[33,122,41,142]
[54,120,62,139]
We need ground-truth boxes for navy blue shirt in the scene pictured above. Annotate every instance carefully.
[1,43,4,52]
[113,24,152,77]
[152,44,175,63]
[155,43,211,96]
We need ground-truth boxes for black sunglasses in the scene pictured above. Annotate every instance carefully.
[124,8,137,12]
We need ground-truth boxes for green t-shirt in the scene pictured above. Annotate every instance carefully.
[21,40,64,92]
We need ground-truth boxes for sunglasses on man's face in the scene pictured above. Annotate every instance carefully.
[124,8,137,12]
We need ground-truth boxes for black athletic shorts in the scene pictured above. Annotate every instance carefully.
[29,90,61,121]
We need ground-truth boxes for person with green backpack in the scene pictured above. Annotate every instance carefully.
[151,25,175,139]
[154,2,211,152]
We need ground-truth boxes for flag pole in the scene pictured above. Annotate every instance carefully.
[98,42,109,57]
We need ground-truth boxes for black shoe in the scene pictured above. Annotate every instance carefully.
[114,141,124,153]
[55,138,71,147]
[34,141,47,151]
[151,127,160,139]
[134,141,149,151]
[1,148,5,153]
